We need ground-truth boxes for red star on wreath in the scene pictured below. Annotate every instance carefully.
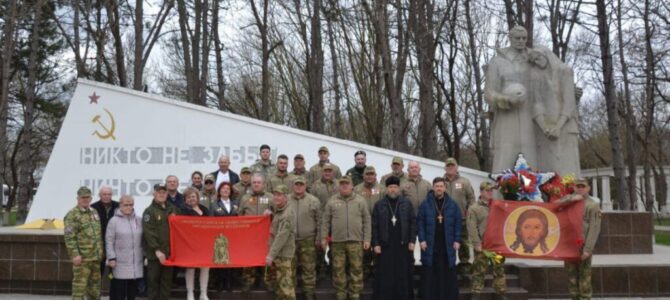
[89,92,100,104]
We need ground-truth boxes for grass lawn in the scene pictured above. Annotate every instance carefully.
[656,231,670,246]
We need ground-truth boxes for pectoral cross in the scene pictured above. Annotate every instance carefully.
[391,216,397,226]
[437,215,443,224]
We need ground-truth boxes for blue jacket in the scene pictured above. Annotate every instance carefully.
[417,190,462,267]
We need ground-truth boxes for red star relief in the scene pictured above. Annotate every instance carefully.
[89,92,100,104]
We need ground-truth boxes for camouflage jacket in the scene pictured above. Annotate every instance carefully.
[354,182,385,215]
[466,198,490,247]
[401,175,432,216]
[444,174,475,218]
[267,172,297,193]
[310,179,338,209]
[268,204,296,259]
[321,193,371,243]
[239,191,274,216]
[288,192,321,241]
[64,206,103,262]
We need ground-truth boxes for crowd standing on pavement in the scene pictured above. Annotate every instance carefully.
[64,144,600,300]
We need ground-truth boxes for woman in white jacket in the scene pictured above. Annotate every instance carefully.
[106,195,143,300]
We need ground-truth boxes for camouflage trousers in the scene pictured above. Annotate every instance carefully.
[274,257,296,300]
[458,221,471,266]
[292,238,317,294]
[241,266,272,291]
[72,260,101,300]
[471,250,506,294]
[565,256,592,300]
[316,246,327,277]
[330,241,364,300]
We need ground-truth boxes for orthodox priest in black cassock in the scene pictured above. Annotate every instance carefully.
[371,176,417,300]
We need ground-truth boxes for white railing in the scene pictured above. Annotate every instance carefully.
[581,166,670,214]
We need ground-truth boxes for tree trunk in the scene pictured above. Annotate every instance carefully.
[595,0,630,210]
[212,0,226,109]
[0,0,18,213]
[107,0,127,87]
[641,0,655,211]
[309,0,324,133]
[177,0,194,101]
[325,6,343,138]
[17,0,45,221]
[464,0,490,170]
[133,0,144,90]
[615,0,637,209]
[411,0,437,159]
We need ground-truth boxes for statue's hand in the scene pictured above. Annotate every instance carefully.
[496,95,512,110]
[546,126,560,140]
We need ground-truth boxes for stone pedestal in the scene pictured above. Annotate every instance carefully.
[593,211,653,255]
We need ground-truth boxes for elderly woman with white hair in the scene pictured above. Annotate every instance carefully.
[105,195,143,300]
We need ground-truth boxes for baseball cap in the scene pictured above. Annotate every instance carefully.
[77,187,92,197]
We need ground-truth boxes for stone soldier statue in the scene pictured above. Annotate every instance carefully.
[468,182,508,300]
[288,176,321,300]
[561,178,601,300]
[64,186,103,300]
[267,185,297,300]
[485,25,580,176]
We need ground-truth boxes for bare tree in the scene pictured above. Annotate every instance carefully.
[595,0,630,209]
[0,0,18,214]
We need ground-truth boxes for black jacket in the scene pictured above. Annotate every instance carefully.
[181,204,210,216]
[210,169,240,185]
[371,195,416,247]
[210,199,240,217]
[91,200,119,243]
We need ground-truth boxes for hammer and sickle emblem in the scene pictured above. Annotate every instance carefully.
[91,108,116,140]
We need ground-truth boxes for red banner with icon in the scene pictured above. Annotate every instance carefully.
[164,215,271,268]
[482,200,584,260]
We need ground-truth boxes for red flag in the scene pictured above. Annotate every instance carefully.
[164,215,271,268]
[483,200,584,260]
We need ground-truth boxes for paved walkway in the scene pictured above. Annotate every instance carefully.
[655,225,670,234]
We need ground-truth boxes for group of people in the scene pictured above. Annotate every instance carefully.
[63,144,600,300]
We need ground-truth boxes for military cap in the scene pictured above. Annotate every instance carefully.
[318,146,329,153]
[240,167,252,174]
[204,174,215,183]
[273,185,290,194]
[391,156,403,164]
[574,178,589,187]
[153,183,167,191]
[323,163,334,171]
[294,176,307,184]
[480,181,496,191]
[445,157,458,166]
[294,154,305,160]
[77,186,92,197]
[338,176,352,184]
[364,166,376,174]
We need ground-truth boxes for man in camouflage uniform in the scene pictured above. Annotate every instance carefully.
[346,150,368,186]
[267,185,297,300]
[353,166,384,277]
[310,163,338,277]
[250,144,276,179]
[380,156,408,184]
[143,183,179,300]
[200,174,217,208]
[233,167,253,201]
[289,154,308,178]
[308,146,342,186]
[64,186,103,300]
[288,176,321,300]
[268,154,297,192]
[563,178,602,300]
[239,173,274,291]
[401,161,432,216]
[468,182,507,300]
[321,177,371,300]
[444,157,475,272]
